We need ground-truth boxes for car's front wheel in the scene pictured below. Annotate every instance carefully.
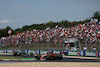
[37,54,41,60]
[58,54,63,60]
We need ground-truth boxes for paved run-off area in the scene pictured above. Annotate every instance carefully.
[0,62,100,67]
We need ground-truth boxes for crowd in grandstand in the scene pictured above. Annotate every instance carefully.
[0,19,100,48]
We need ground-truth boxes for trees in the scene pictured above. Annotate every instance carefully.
[0,26,12,38]
[92,11,100,20]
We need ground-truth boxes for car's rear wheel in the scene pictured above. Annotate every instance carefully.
[58,54,63,60]
[46,55,51,60]
[30,52,33,56]
[37,54,41,60]
[13,52,17,56]
[50,55,54,60]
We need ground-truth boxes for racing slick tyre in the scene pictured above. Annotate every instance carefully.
[23,53,29,57]
[30,52,33,57]
[46,54,51,60]
[37,54,41,60]
[58,54,63,60]
[18,53,21,56]
[13,52,17,56]
[51,55,54,60]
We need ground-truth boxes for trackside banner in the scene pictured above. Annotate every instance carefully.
[53,50,62,54]
[79,51,85,56]
[3,49,7,53]
[68,50,78,56]
[7,49,13,53]
[0,49,100,57]
[36,50,40,54]
[40,50,48,54]
[85,51,96,57]
[98,51,100,57]
[17,49,22,51]
[28,50,35,54]
[62,50,68,55]
[0,49,3,53]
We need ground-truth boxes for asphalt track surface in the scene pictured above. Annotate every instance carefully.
[0,58,100,63]
[0,55,100,63]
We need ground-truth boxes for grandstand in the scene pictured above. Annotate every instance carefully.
[0,18,100,51]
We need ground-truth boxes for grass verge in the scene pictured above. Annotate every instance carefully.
[0,56,37,60]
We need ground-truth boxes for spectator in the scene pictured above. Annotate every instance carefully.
[83,46,87,51]
[0,18,100,50]
[92,47,96,51]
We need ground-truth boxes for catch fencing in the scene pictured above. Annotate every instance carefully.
[0,37,100,51]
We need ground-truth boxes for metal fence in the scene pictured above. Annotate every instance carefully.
[0,36,100,51]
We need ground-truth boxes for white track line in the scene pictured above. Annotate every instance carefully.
[63,56,100,60]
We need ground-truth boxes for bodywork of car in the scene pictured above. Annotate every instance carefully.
[13,50,31,57]
[38,52,63,60]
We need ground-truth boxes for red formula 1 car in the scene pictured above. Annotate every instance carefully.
[36,52,63,60]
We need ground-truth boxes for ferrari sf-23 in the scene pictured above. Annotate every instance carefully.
[36,51,63,60]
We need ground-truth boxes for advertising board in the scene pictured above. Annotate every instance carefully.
[85,51,96,57]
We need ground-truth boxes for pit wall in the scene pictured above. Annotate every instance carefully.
[0,49,100,57]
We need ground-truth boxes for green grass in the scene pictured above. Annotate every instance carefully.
[0,56,37,60]
[0,56,27,59]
